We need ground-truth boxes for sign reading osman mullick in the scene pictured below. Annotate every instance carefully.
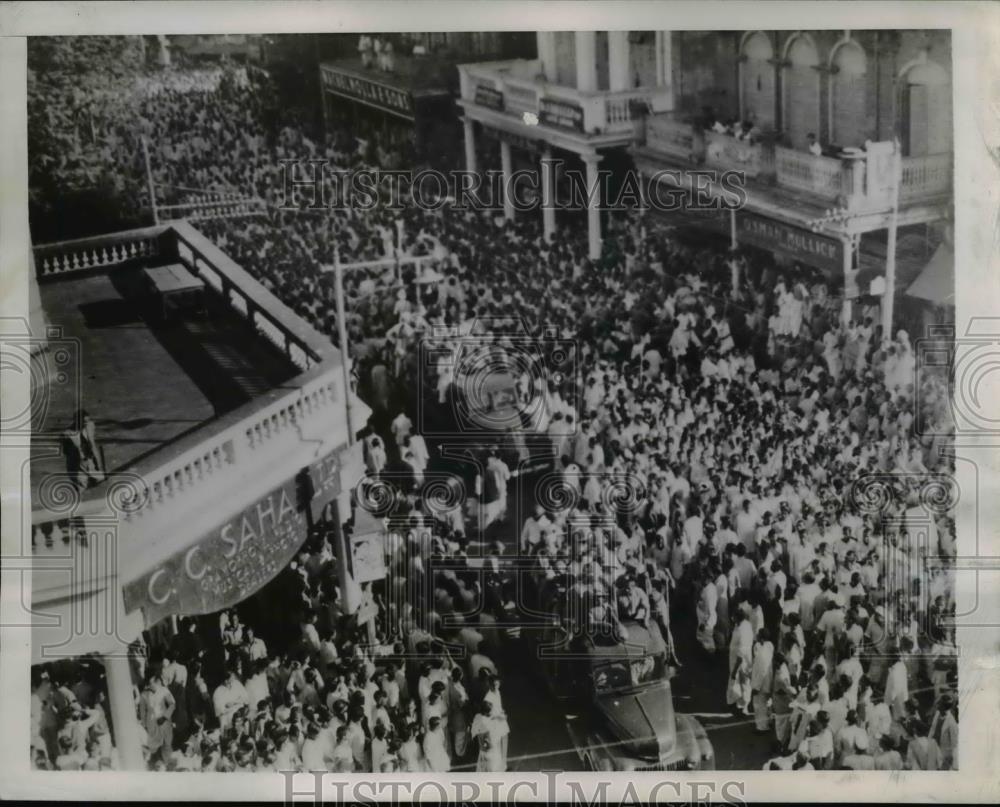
[690,210,843,274]
[124,447,346,626]
[736,212,843,274]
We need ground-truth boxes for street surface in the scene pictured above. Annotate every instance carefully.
[421,376,775,770]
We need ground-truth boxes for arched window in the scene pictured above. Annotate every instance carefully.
[740,31,775,129]
[782,34,821,150]
[829,40,867,147]
[898,57,951,156]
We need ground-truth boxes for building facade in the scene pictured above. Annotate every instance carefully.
[636,29,952,326]
[459,29,953,324]
[320,33,534,170]
[459,31,675,258]
[28,221,370,769]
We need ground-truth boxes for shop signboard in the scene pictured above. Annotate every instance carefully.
[124,446,348,626]
[735,211,843,274]
[320,66,415,118]
[475,84,505,111]
[539,96,585,132]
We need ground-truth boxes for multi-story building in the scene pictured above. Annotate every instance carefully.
[459,31,675,258]
[319,32,534,170]
[26,221,371,768]
[634,29,952,324]
[458,30,953,325]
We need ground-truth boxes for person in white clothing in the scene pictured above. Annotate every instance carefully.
[883,654,909,720]
[423,716,451,772]
[391,411,412,449]
[750,629,775,731]
[728,610,754,714]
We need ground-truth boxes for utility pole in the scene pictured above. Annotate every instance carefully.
[331,249,377,645]
[142,136,159,225]
[332,249,355,445]
[881,137,903,338]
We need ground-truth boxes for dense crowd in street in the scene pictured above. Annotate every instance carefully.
[28,56,958,773]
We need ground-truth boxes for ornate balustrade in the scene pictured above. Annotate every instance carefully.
[30,222,351,547]
[899,153,952,204]
[460,59,669,138]
[774,145,848,200]
[602,88,671,134]
[705,130,775,179]
[643,115,703,164]
[33,225,169,278]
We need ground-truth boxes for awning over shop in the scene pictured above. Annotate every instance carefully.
[906,242,954,305]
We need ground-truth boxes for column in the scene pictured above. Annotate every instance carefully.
[575,31,598,92]
[583,153,603,260]
[540,147,556,240]
[850,158,865,206]
[104,650,144,770]
[660,32,673,87]
[536,31,557,80]
[462,118,477,173]
[608,31,631,91]
[655,31,665,86]
[500,139,515,221]
[841,237,853,326]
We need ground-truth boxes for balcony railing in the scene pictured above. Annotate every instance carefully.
[33,225,169,278]
[705,130,775,179]
[502,77,540,118]
[459,59,671,139]
[171,221,326,371]
[900,153,952,205]
[641,121,954,213]
[30,222,351,546]
[643,115,703,164]
[773,145,849,201]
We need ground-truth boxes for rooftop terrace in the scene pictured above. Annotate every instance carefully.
[30,258,299,503]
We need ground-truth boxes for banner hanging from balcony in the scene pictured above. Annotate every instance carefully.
[474,84,505,111]
[123,443,355,627]
[734,211,844,274]
[539,96,585,132]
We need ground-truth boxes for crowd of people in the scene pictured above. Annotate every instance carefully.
[31,505,514,772]
[28,56,958,773]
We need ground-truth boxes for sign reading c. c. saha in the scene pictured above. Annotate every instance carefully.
[124,448,345,627]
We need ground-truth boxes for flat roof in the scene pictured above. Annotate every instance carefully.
[30,263,299,504]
